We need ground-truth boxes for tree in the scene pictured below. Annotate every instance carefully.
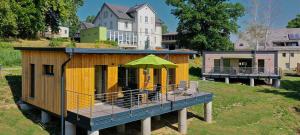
[85,15,96,23]
[0,0,83,38]
[0,0,18,37]
[162,23,169,34]
[287,14,300,28]
[240,0,278,50]
[166,0,245,52]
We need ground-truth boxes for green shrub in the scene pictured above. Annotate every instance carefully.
[67,40,76,48]
[95,40,118,46]
[0,42,21,67]
[54,37,70,42]
[49,38,63,47]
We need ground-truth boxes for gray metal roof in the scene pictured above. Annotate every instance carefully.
[14,47,197,55]
[127,3,147,13]
[105,3,132,20]
[80,22,96,29]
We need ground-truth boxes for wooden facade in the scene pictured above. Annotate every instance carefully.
[18,48,192,116]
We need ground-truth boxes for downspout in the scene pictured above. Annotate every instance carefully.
[61,49,74,135]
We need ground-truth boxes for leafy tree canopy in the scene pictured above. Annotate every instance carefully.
[162,23,169,34]
[287,14,300,28]
[0,0,83,38]
[85,15,96,23]
[166,0,245,52]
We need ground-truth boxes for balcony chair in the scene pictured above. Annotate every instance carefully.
[148,84,161,101]
[169,80,187,95]
[186,81,199,95]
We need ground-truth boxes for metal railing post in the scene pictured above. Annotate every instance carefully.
[130,90,132,109]
[90,95,92,118]
[111,94,114,116]
[77,93,79,120]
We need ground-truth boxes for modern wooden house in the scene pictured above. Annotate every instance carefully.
[202,51,281,87]
[15,47,213,135]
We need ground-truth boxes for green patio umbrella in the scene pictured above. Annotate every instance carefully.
[124,54,177,69]
[124,54,177,98]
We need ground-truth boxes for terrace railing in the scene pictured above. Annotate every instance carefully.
[107,30,138,47]
[204,66,281,76]
[66,83,200,119]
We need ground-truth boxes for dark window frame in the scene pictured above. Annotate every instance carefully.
[43,65,54,76]
[30,64,35,98]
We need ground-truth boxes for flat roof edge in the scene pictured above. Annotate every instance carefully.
[14,47,197,55]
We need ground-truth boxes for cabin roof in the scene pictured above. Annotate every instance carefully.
[14,47,197,55]
[203,50,278,55]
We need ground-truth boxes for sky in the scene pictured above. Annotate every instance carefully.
[77,0,300,41]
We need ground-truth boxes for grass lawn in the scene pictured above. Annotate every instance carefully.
[0,58,299,135]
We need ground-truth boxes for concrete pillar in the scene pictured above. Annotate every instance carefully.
[178,108,187,134]
[153,115,161,121]
[65,121,76,135]
[202,77,206,81]
[225,77,229,84]
[41,111,50,123]
[117,124,126,134]
[273,79,281,88]
[87,130,99,135]
[141,117,151,135]
[269,79,273,85]
[250,78,255,87]
[204,101,212,123]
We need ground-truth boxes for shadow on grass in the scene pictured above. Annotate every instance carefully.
[189,67,202,78]
[5,75,60,134]
[99,111,205,135]
[257,79,300,101]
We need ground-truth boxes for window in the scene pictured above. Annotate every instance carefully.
[291,53,294,57]
[282,53,286,57]
[145,28,148,34]
[64,30,67,34]
[213,59,220,73]
[145,16,148,23]
[110,21,113,29]
[286,63,290,69]
[286,42,299,46]
[239,43,244,46]
[30,64,35,98]
[104,11,108,18]
[273,42,285,47]
[168,68,176,85]
[125,22,128,28]
[44,65,54,75]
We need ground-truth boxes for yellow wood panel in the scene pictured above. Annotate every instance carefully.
[21,50,67,115]
[21,52,190,115]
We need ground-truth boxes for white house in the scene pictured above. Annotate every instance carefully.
[44,26,69,38]
[93,3,162,50]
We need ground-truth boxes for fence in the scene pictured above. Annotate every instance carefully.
[204,66,280,76]
[66,82,200,118]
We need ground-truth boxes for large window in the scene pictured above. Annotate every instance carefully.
[168,68,176,85]
[118,66,138,89]
[30,64,35,98]
[213,59,220,73]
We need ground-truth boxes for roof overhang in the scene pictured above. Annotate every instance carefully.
[14,47,197,55]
